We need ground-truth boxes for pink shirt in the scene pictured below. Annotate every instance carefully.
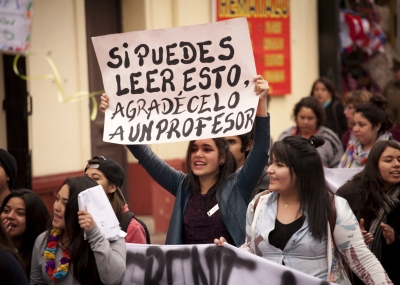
[121,204,147,244]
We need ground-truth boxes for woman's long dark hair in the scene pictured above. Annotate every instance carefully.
[55,176,103,285]
[0,222,28,285]
[350,140,400,217]
[185,138,237,210]
[270,135,333,240]
[0,189,50,277]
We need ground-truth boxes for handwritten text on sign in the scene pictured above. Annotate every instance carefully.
[92,18,257,144]
[122,243,335,285]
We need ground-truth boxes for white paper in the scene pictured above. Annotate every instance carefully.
[78,185,126,241]
[92,17,258,144]
[324,167,363,193]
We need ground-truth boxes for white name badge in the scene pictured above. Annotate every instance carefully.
[207,204,219,217]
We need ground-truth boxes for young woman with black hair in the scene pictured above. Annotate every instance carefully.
[30,176,126,285]
[99,75,270,246]
[0,222,29,285]
[339,94,394,168]
[0,189,50,279]
[216,135,392,284]
[337,140,400,284]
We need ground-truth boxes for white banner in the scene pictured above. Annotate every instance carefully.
[324,168,362,193]
[0,0,33,52]
[92,18,257,145]
[123,243,336,285]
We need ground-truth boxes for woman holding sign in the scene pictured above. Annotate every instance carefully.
[99,75,270,246]
[215,135,392,284]
[30,176,126,285]
[337,140,400,284]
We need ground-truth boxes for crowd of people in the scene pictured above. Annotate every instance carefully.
[0,73,399,284]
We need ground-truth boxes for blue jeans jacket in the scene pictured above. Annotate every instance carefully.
[126,116,270,246]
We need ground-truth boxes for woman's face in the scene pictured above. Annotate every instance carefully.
[267,155,297,194]
[379,146,400,191]
[344,103,355,125]
[85,168,115,194]
[313,82,331,104]
[296,107,318,136]
[52,184,69,230]
[352,112,380,149]
[0,197,26,239]
[190,139,224,180]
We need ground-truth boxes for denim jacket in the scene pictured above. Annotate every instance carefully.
[241,192,393,284]
[126,116,270,246]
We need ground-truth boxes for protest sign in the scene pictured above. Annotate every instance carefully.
[0,0,33,52]
[122,243,335,285]
[92,18,258,145]
[324,168,362,193]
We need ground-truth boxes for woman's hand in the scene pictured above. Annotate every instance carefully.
[2,218,11,233]
[381,222,396,245]
[214,237,227,247]
[99,93,109,114]
[253,75,269,117]
[78,206,95,232]
[359,219,374,245]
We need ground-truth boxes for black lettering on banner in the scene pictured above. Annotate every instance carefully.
[126,101,137,122]
[134,44,149,66]
[224,113,234,133]
[197,40,215,63]
[166,43,179,65]
[212,112,225,134]
[187,96,199,113]
[218,36,234,60]
[195,117,212,136]
[144,247,164,284]
[198,94,211,114]
[146,70,161,93]
[152,47,163,65]
[165,249,191,285]
[173,97,186,115]
[123,43,130,68]
[183,67,197,92]
[116,75,129,96]
[191,246,209,285]
[199,67,211,90]
[161,98,174,115]
[160,69,175,92]
[139,121,154,142]
[180,41,197,64]
[124,252,146,283]
[137,99,149,117]
[156,119,168,140]
[228,92,240,108]
[227,64,241,87]
[167,118,181,139]
[128,124,140,142]
[129,72,144,94]
[107,47,122,68]
[236,112,244,130]
[111,102,125,119]
[109,126,124,141]
[212,66,226,89]
[213,92,225,112]
[147,100,160,120]
[183,118,194,137]
[245,108,255,129]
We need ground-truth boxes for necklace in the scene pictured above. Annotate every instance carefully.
[44,228,71,281]
[280,196,298,209]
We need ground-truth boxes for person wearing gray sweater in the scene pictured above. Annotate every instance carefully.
[29,176,126,285]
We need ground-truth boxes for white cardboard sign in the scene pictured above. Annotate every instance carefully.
[122,243,336,285]
[92,18,257,144]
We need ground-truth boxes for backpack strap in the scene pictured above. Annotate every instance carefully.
[121,211,152,244]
